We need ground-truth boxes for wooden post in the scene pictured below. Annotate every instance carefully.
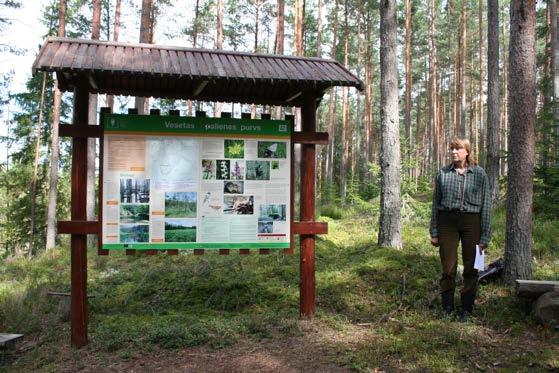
[71,83,89,347]
[300,93,316,317]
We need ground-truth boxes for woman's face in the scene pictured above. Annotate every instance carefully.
[450,146,468,164]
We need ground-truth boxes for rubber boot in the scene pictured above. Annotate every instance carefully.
[459,291,475,322]
[441,290,455,315]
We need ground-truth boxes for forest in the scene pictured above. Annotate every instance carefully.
[0,0,558,371]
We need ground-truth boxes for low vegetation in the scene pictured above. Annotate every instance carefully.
[1,197,557,371]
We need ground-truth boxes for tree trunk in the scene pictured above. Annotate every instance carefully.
[29,73,47,258]
[405,0,412,177]
[551,0,559,160]
[87,0,101,248]
[316,0,322,57]
[501,5,509,176]
[136,0,153,114]
[478,0,485,155]
[428,0,438,172]
[46,0,67,250]
[364,9,373,180]
[294,0,303,56]
[326,0,339,185]
[458,0,467,138]
[105,0,121,110]
[486,0,500,205]
[504,0,536,284]
[378,0,402,248]
[340,0,349,201]
[273,0,285,119]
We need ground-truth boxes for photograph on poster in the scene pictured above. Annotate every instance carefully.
[257,141,287,158]
[224,181,244,194]
[223,195,254,215]
[165,218,196,242]
[258,221,274,233]
[230,160,245,180]
[224,139,245,158]
[120,224,149,243]
[120,178,150,203]
[120,204,150,224]
[165,192,197,218]
[201,159,216,180]
[246,160,270,180]
[216,160,230,180]
[259,204,287,221]
[271,160,279,170]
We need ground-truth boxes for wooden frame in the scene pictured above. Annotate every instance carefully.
[58,90,327,347]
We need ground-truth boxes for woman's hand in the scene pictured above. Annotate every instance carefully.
[478,243,488,252]
[430,237,439,247]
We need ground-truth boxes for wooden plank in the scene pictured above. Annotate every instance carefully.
[259,249,270,255]
[286,114,295,255]
[240,249,250,255]
[0,334,24,349]
[219,249,230,255]
[292,222,328,235]
[299,93,317,318]
[71,84,89,348]
[59,124,103,138]
[57,221,100,235]
[193,249,205,256]
[292,132,328,145]
[516,280,559,299]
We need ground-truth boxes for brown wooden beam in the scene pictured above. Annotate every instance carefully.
[292,222,328,235]
[286,114,295,255]
[58,221,100,235]
[300,92,317,318]
[292,132,328,145]
[70,83,89,348]
[60,124,103,138]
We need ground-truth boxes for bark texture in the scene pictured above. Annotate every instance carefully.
[378,0,402,248]
[46,0,67,250]
[505,0,536,284]
[486,0,500,205]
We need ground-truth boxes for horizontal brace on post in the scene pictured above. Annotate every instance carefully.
[292,221,328,235]
[292,132,328,145]
[60,124,103,138]
[57,221,100,235]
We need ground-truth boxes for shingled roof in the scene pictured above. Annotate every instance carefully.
[32,37,363,106]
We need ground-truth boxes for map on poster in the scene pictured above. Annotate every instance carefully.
[101,114,291,250]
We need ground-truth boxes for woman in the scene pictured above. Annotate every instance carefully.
[430,138,492,321]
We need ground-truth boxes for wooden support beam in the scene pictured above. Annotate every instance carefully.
[292,222,328,235]
[59,124,103,138]
[286,114,295,255]
[516,280,559,299]
[70,83,89,348]
[292,132,328,145]
[58,221,100,235]
[299,93,317,318]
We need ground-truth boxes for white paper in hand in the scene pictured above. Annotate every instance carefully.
[474,245,485,271]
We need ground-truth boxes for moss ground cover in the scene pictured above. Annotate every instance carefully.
[1,198,557,371]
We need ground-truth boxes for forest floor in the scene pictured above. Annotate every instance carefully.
[1,198,558,372]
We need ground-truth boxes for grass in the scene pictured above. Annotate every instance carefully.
[1,197,558,371]
[164,228,196,242]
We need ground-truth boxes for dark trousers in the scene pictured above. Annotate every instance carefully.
[438,211,481,294]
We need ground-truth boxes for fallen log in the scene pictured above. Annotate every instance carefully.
[516,280,559,299]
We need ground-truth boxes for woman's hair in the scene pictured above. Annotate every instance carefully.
[449,138,477,166]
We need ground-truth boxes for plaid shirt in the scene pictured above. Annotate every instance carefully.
[430,164,492,245]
